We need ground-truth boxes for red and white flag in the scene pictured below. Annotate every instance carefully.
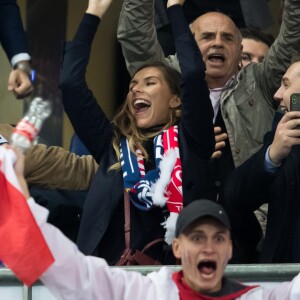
[0,147,54,286]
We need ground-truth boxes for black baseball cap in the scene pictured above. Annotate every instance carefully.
[175,199,231,237]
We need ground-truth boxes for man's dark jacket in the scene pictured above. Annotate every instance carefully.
[224,112,300,262]
[0,0,28,61]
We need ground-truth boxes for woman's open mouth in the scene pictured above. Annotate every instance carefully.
[133,99,151,114]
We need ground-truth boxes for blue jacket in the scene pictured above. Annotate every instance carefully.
[0,0,28,62]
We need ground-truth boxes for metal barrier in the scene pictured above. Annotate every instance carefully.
[1,264,300,300]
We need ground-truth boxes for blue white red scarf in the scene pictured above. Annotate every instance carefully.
[120,125,183,244]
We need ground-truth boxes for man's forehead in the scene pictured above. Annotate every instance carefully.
[242,38,270,50]
[183,217,230,235]
[282,61,300,83]
[192,12,237,34]
[288,61,300,77]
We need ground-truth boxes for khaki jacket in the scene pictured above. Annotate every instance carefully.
[0,123,98,190]
[117,0,300,167]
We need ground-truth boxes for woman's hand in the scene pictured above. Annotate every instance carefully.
[167,0,185,8]
[86,0,113,19]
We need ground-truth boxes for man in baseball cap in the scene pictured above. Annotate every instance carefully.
[175,199,231,237]
[171,199,256,297]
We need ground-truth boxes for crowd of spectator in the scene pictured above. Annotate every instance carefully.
[1,0,300,298]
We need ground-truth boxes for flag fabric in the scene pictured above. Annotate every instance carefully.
[0,147,54,286]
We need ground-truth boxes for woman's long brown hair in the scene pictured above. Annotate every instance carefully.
[110,62,181,170]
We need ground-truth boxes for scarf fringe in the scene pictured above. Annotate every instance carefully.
[152,149,177,207]
[162,212,179,245]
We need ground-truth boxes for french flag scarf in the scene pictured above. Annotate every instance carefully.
[120,125,183,244]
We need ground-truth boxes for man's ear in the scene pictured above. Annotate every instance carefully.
[238,44,243,70]
[227,239,233,262]
[169,95,181,108]
[172,238,182,260]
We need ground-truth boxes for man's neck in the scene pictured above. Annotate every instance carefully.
[172,271,258,299]
[206,75,237,90]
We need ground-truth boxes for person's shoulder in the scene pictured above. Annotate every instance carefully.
[165,54,181,72]
[235,63,258,87]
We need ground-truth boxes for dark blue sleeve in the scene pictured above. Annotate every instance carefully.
[59,14,113,163]
[0,0,28,61]
[167,5,214,160]
[73,13,100,45]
